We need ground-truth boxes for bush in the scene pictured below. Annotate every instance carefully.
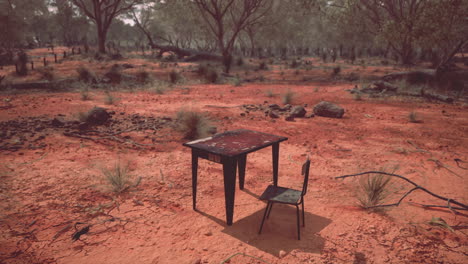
[265,89,275,97]
[176,109,214,140]
[136,70,150,84]
[102,162,140,193]
[76,66,97,83]
[408,111,422,123]
[104,64,122,84]
[196,64,208,76]
[38,66,55,81]
[282,89,295,104]
[104,91,117,105]
[345,72,360,82]
[205,68,219,83]
[80,88,91,101]
[331,66,341,77]
[357,173,392,209]
[291,59,300,68]
[233,75,242,86]
[258,61,268,70]
[169,70,181,84]
[236,57,244,66]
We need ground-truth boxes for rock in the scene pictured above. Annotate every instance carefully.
[279,250,287,258]
[269,110,280,118]
[86,107,110,125]
[281,104,292,111]
[290,105,306,117]
[121,63,134,69]
[51,118,64,127]
[204,231,213,236]
[268,104,280,110]
[305,113,315,118]
[285,114,295,121]
[313,101,344,118]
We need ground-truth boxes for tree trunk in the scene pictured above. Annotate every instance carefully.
[97,27,107,54]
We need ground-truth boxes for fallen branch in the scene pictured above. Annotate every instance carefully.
[335,171,468,213]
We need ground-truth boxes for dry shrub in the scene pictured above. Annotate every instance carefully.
[104,91,118,105]
[136,70,150,84]
[357,173,392,209]
[80,88,91,101]
[77,66,97,83]
[177,109,214,140]
[408,111,422,123]
[101,162,141,193]
[282,89,295,104]
[38,66,55,81]
[205,68,219,83]
[169,70,181,84]
[331,66,341,77]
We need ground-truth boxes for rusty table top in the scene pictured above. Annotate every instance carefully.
[183,129,288,157]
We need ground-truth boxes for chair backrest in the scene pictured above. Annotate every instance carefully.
[301,158,311,196]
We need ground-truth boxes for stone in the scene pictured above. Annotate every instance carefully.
[290,105,306,117]
[313,101,344,118]
[51,118,64,127]
[86,107,110,125]
[285,114,295,121]
[268,104,280,110]
[279,250,287,258]
[269,110,280,118]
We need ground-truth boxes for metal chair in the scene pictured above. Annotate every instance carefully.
[258,158,310,240]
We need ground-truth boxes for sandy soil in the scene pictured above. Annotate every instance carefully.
[0,52,467,264]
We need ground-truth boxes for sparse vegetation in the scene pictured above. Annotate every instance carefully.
[205,68,219,83]
[353,92,363,101]
[357,172,392,209]
[136,70,150,84]
[408,111,422,123]
[265,89,275,97]
[258,61,268,70]
[176,109,214,140]
[169,70,182,84]
[77,66,97,83]
[104,91,117,105]
[80,88,92,100]
[101,161,140,193]
[331,66,341,77]
[282,89,295,104]
[233,75,242,86]
[38,66,55,81]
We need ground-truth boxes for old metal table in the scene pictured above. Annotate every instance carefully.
[183,129,288,225]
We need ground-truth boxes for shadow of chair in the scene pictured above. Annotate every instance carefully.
[258,158,310,240]
[221,206,331,257]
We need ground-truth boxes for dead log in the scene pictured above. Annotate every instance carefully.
[336,171,468,213]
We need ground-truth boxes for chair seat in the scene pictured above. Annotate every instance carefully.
[259,185,302,204]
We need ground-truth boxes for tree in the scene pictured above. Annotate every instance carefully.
[0,0,49,48]
[193,0,272,72]
[71,0,141,53]
[333,0,467,65]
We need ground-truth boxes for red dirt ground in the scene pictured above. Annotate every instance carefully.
[0,52,467,264]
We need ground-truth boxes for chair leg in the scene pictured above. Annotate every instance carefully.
[267,202,274,219]
[296,205,300,240]
[259,201,270,234]
[302,201,305,227]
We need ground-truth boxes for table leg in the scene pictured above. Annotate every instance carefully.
[238,154,247,190]
[191,149,198,210]
[272,142,279,186]
[223,158,237,225]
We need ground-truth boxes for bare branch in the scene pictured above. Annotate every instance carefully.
[336,171,468,211]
